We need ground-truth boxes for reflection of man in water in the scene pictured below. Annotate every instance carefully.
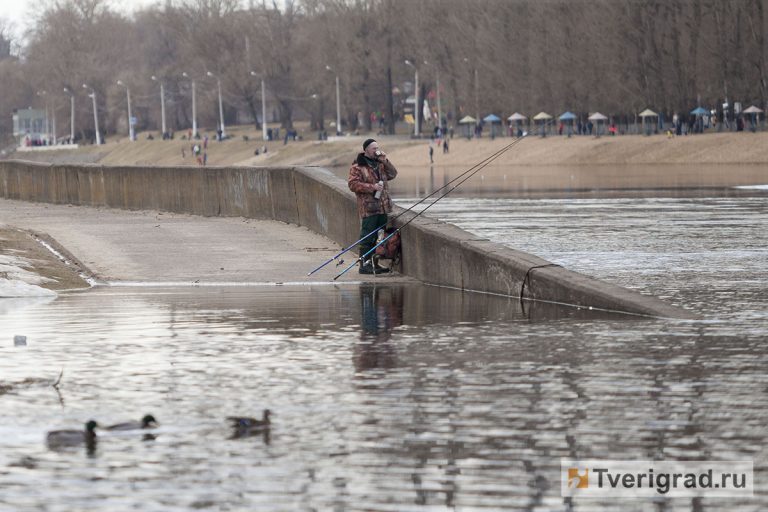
[354,285,403,371]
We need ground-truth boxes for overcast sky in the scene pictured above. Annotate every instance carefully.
[2,0,162,37]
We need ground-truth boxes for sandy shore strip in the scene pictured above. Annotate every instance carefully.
[8,129,768,169]
[0,227,90,295]
[384,131,768,168]
[0,199,412,287]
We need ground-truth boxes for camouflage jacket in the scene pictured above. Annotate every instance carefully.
[348,153,398,219]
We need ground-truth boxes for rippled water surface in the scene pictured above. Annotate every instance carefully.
[2,195,767,511]
[405,196,768,318]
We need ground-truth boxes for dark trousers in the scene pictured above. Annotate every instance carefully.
[359,214,387,265]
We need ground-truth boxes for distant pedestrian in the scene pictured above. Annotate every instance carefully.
[203,152,207,166]
[443,138,449,154]
[429,144,434,163]
[203,135,208,149]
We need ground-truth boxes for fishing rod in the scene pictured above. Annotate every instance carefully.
[333,133,528,280]
[308,134,527,276]
[308,137,523,276]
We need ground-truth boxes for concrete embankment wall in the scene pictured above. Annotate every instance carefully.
[0,160,695,318]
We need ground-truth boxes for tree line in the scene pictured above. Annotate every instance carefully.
[0,0,765,144]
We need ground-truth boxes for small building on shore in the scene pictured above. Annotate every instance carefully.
[12,108,47,147]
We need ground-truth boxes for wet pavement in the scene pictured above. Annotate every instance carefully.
[0,198,413,286]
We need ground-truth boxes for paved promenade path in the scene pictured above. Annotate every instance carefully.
[0,198,412,286]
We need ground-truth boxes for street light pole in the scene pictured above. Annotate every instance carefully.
[335,75,341,135]
[261,78,267,141]
[436,71,442,134]
[474,67,479,123]
[151,75,166,136]
[326,65,342,136]
[464,57,479,134]
[52,100,56,144]
[424,60,443,135]
[250,71,268,141]
[207,71,226,139]
[182,72,197,137]
[116,80,134,141]
[405,59,419,137]
[63,87,75,142]
[37,91,50,143]
[82,84,101,145]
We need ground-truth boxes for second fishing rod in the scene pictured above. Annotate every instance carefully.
[333,133,528,280]
[308,135,528,276]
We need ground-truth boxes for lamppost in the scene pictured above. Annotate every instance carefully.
[63,87,75,142]
[325,65,342,136]
[424,59,443,135]
[206,71,226,139]
[405,59,419,137]
[116,80,134,141]
[82,83,101,145]
[51,96,57,144]
[150,75,166,136]
[310,93,323,132]
[474,67,479,123]
[249,71,268,141]
[463,58,479,123]
[36,90,50,144]
[182,72,197,137]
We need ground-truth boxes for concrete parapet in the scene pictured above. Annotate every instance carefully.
[0,159,696,318]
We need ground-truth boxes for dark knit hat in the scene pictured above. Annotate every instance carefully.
[363,138,376,150]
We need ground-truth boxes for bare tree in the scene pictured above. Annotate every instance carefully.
[3,0,767,143]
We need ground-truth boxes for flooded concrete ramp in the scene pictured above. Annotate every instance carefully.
[0,160,696,318]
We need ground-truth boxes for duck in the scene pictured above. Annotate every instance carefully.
[46,420,98,448]
[106,414,158,431]
[227,409,271,430]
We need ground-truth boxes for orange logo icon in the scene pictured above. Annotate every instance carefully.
[568,468,589,489]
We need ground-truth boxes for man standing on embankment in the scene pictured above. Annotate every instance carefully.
[348,138,398,274]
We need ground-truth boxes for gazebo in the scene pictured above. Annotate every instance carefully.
[558,111,577,136]
[458,115,477,139]
[743,105,764,132]
[639,108,658,135]
[507,112,527,137]
[690,107,709,133]
[587,112,608,137]
[483,114,502,138]
[533,112,553,137]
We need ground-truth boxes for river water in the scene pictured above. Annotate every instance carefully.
[1,190,767,510]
